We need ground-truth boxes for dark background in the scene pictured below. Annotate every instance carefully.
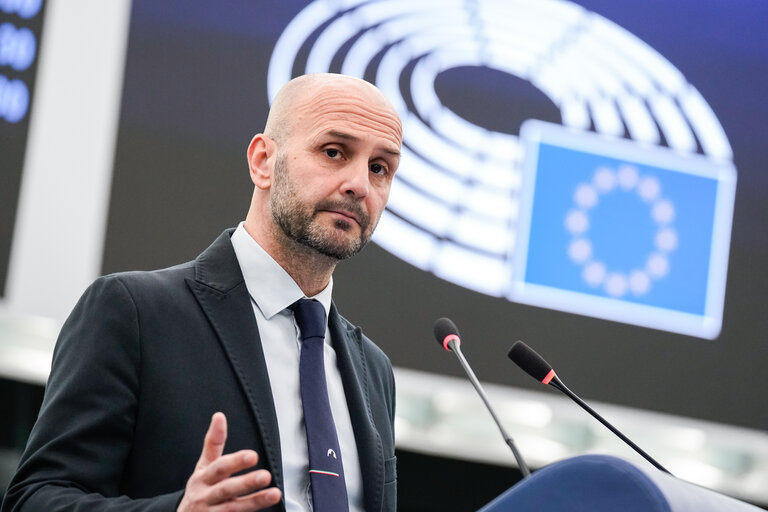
[103,0,768,432]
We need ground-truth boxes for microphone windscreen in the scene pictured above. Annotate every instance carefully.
[508,341,553,382]
[433,317,460,347]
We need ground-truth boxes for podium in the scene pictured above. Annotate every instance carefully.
[479,454,763,511]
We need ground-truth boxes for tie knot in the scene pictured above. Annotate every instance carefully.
[290,298,327,341]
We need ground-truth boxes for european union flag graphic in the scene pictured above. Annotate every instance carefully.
[511,122,736,339]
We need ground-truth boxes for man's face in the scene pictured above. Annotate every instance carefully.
[268,85,402,260]
[270,152,372,259]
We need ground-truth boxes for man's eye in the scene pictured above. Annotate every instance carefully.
[324,148,340,158]
[370,163,387,175]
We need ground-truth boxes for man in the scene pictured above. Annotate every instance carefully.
[2,73,402,512]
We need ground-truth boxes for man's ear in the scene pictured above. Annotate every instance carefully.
[247,134,276,190]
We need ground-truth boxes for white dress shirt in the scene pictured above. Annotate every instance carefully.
[230,223,363,512]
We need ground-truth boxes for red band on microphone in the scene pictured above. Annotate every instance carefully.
[542,369,556,385]
[442,334,460,351]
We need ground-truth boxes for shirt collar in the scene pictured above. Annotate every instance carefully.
[230,222,333,321]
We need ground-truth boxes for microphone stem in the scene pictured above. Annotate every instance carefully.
[550,376,672,475]
[451,341,531,477]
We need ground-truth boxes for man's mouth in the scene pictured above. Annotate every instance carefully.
[325,209,359,225]
[316,200,368,229]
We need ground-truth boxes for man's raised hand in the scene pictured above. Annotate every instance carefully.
[178,412,282,511]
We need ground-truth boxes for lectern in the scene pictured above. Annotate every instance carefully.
[479,454,762,511]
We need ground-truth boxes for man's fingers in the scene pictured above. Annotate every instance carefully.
[180,416,278,512]
[197,412,227,468]
[200,450,259,486]
[206,469,274,505]
[235,487,282,510]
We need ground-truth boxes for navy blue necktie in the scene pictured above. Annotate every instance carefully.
[290,298,349,512]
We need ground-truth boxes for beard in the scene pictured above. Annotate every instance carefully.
[270,154,373,260]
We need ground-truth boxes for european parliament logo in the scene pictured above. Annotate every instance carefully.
[513,121,736,339]
[267,0,738,339]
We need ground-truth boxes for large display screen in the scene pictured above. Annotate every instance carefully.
[103,0,768,430]
[0,0,45,297]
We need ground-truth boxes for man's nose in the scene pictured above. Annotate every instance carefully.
[340,160,370,198]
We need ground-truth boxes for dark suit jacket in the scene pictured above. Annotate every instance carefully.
[1,229,397,512]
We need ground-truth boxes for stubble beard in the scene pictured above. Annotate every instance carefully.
[270,154,374,260]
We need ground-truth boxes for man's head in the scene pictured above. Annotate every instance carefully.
[245,74,402,265]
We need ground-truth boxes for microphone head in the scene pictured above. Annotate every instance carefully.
[433,317,461,352]
[508,341,556,384]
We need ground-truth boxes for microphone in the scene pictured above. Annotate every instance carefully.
[507,340,672,475]
[433,318,531,477]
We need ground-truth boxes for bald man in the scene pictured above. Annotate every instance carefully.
[2,74,401,512]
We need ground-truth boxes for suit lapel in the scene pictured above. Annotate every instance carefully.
[329,305,385,512]
[186,230,285,492]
